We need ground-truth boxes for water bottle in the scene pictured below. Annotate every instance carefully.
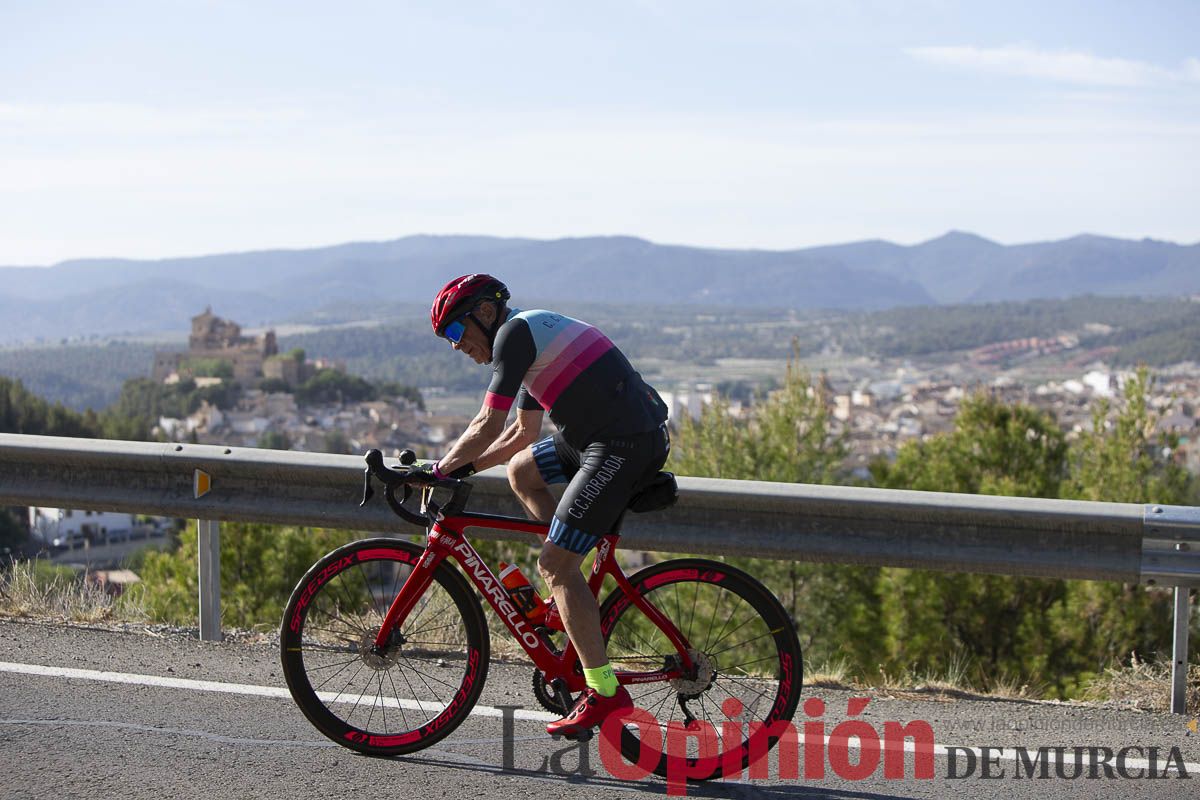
[498,562,547,622]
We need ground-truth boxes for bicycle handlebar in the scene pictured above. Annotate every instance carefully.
[359,449,473,528]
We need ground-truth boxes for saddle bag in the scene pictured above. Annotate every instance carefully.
[628,471,678,513]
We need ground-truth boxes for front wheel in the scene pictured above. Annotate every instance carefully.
[599,558,803,781]
[280,538,490,756]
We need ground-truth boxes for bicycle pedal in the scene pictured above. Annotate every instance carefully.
[561,729,593,743]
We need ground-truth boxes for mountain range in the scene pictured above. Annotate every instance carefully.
[1,232,1197,344]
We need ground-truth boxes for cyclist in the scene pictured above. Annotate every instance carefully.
[425,273,670,738]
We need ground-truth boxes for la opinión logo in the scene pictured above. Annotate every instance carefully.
[596,696,934,795]
[496,698,1195,795]
[499,696,936,796]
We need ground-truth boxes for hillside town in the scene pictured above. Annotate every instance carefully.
[660,317,1200,481]
[152,309,467,456]
[149,311,1200,483]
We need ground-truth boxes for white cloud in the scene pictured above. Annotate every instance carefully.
[905,45,1200,88]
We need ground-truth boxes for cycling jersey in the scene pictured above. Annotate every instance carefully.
[484,309,668,447]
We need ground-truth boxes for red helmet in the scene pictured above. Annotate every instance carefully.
[430,274,510,337]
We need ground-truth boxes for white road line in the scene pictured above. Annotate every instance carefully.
[3,660,1198,776]
[0,660,557,722]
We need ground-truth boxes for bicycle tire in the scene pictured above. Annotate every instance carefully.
[280,538,489,756]
[598,558,802,781]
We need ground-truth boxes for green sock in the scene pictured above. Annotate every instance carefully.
[583,664,618,697]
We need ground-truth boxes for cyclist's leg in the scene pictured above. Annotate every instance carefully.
[539,541,605,664]
[507,439,564,521]
[538,427,669,669]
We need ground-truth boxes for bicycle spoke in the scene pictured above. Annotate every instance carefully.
[331,578,373,631]
[311,656,360,692]
[403,621,462,639]
[395,659,463,692]
[359,563,381,620]
[386,667,410,732]
[700,582,726,653]
[707,627,778,660]
[366,673,381,730]
[400,656,450,710]
[705,598,742,655]
[646,684,678,723]
[301,625,360,646]
[719,653,782,673]
[346,663,376,727]
[686,577,700,640]
[713,675,775,711]
[303,656,360,673]
[703,612,760,654]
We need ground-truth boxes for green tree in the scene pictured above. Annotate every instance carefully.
[1053,367,1193,692]
[257,430,292,450]
[135,522,360,627]
[295,369,377,406]
[0,376,103,438]
[666,356,880,674]
[323,429,350,454]
[179,358,234,379]
[871,381,1193,696]
[872,391,1068,497]
[870,393,1073,691]
[1064,367,1192,505]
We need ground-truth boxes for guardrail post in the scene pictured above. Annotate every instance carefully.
[1172,586,1190,714]
[197,519,222,642]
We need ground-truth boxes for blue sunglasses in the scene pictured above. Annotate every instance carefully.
[443,311,479,344]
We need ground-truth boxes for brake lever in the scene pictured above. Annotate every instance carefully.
[359,468,375,507]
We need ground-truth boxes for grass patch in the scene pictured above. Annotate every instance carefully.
[0,559,148,624]
[1080,653,1200,712]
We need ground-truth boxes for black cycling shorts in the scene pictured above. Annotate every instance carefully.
[532,422,670,554]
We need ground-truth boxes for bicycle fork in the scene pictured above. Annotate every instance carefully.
[371,524,456,651]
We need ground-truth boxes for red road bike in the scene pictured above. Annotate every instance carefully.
[280,449,802,779]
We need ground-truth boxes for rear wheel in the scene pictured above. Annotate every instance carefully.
[280,538,489,756]
[599,558,802,780]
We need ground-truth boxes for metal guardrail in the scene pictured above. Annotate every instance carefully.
[1,433,1196,712]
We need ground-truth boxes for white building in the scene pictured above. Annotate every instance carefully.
[28,507,137,548]
[659,386,717,423]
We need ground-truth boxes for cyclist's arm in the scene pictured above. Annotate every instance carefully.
[435,403,508,475]
[473,407,544,472]
[437,320,537,475]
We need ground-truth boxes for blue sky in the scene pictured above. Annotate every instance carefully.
[2,1,1197,265]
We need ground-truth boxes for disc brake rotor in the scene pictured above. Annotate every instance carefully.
[359,629,402,671]
[669,649,717,698]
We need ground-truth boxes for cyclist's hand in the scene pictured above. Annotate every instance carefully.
[405,463,439,485]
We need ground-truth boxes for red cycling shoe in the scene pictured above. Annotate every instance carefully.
[546,686,633,740]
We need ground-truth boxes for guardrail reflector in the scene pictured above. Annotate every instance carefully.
[194,470,211,499]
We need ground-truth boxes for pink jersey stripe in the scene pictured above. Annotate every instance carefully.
[521,320,590,388]
[528,326,607,399]
[540,320,590,360]
[484,391,514,411]
[540,335,614,408]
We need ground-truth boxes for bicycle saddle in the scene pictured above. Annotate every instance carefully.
[627,471,678,513]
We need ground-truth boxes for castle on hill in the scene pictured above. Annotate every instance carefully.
[152,307,280,386]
